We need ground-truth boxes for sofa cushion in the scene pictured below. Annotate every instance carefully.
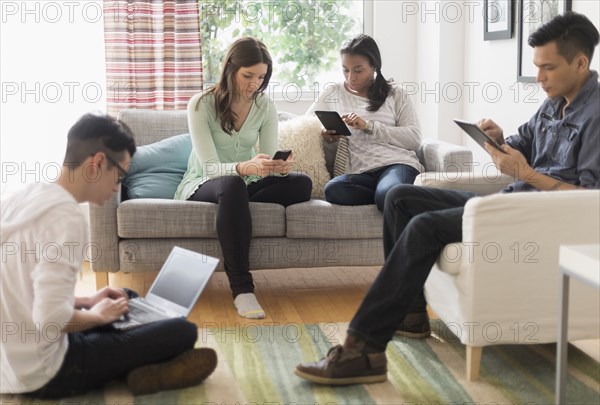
[286,200,383,239]
[278,116,330,199]
[117,200,286,238]
[123,133,191,199]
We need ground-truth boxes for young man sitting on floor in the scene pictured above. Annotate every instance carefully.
[1,113,217,398]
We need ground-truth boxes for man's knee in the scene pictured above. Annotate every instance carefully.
[406,210,461,246]
[164,318,198,348]
[409,212,441,234]
[383,184,421,214]
[385,184,424,202]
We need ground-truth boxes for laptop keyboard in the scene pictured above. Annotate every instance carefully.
[113,298,169,329]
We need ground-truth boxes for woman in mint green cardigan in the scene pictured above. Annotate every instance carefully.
[175,37,312,319]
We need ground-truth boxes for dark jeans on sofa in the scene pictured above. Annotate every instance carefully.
[324,164,419,211]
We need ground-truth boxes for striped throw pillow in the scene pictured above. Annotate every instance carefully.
[333,136,349,177]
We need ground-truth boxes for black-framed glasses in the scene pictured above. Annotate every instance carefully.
[105,154,128,184]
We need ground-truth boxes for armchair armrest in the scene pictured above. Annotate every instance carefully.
[89,192,120,273]
[463,190,600,246]
[415,171,514,195]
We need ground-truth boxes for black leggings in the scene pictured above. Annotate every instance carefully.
[188,173,312,296]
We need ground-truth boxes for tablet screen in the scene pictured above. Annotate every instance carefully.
[453,119,505,153]
[315,111,352,136]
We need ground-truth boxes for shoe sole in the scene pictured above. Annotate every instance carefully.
[293,368,387,385]
[128,348,218,396]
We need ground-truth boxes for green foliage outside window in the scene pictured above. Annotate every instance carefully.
[200,1,360,88]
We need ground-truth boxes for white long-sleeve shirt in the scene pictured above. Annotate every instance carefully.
[1,183,85,393]
[307,82,424,174]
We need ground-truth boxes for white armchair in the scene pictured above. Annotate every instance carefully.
[415,173,600,381]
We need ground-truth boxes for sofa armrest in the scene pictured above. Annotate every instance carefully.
[418,139,473,173]
[415,171,514,195]
[89,192,120,273]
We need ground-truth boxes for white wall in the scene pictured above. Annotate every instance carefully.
[462,0,600,164]
[0,0,107,195]
[374,0,600,166]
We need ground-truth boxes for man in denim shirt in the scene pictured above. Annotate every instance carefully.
[483,49,599,193]
[295,12,599,385]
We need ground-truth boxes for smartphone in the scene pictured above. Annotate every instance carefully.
[314,110,352,136]
[272,149,292,161]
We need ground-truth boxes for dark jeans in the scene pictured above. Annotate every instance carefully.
[29,290,198,399]
[324,164,419,211]
[189,173,312,297]
[348,185,477,351]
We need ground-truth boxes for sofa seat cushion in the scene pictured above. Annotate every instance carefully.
[117,199,285,238]
[286,200,383,239]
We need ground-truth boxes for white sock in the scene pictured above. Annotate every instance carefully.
[234,293,265,319]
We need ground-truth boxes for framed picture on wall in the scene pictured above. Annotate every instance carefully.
[518,0,572,82]
[484,0,513,40]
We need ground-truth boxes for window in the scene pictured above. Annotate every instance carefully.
[200,0,365,100]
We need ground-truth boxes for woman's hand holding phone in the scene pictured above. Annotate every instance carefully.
[237,153,292,177]
[236,154,271,177]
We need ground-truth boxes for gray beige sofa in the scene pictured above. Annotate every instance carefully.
[90,109,473,287]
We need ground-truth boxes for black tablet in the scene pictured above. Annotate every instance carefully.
[453,119,505,153]
[314,110,352,136]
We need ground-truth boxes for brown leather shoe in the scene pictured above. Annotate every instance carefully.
[127,348,217,395]
[395,312,431,338]
[294,344,387,385]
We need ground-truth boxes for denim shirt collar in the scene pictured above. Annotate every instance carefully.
[545,70,599,118]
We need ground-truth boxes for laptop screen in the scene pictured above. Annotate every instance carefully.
[148,247,218,310]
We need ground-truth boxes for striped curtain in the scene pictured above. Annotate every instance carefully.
[103,0,202,116]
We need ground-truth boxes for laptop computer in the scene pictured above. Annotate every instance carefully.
[112,246,219,330]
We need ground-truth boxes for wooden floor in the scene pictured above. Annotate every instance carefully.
[76,262,381,327]
[77,263,599,361]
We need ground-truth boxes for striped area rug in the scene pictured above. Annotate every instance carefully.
[5,321,599,404]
